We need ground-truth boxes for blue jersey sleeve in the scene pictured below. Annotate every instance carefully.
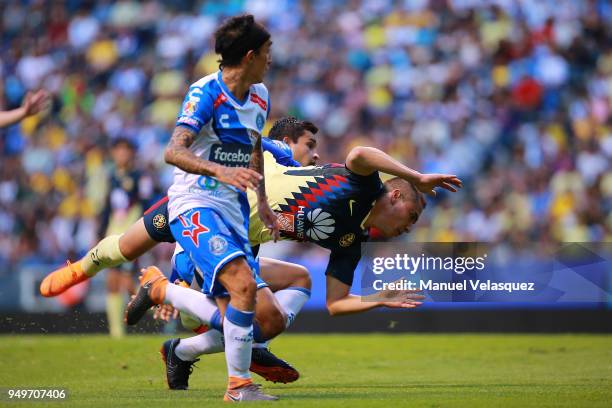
[176,85,214,133]
[262,138,300,167]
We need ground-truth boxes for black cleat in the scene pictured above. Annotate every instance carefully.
[250,347,299,384]
[125,266,166,325]
[160,338,199,390]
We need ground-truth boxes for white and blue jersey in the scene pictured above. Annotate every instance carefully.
[167,139,299,296]
[167,71,270,295]
[168,70,270,237]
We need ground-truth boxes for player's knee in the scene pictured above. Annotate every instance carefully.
[258,307,286,339]
[226,269,257,302]
[294,265,312,290]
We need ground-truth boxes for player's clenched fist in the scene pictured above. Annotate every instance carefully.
[214,165,263,192]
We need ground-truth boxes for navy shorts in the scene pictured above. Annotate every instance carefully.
[143,196,175,243]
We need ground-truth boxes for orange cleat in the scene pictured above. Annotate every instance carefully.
[40,261,89,297]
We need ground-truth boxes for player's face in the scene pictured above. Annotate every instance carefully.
[250,40,272,83]
[285,131,319,166]
[111,143,134,169]
[371,190,422,238]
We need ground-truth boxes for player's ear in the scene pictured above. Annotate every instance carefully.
[244,49,256,64]
[390,189,402,205]
[282,136,292,145]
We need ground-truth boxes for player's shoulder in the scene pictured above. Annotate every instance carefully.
[250,82,269,98]
[250,83,270,109]
[189,72,221,95]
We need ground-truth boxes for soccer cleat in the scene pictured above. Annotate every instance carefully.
[40,260,88,297]
[224,380,279,402]
[160,338,199,390]
[125,266,167,325]
[250,348,299,384]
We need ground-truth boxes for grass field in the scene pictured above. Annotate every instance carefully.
[0,334,611,407]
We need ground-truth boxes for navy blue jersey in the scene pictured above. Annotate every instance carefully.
[248,158,385,286]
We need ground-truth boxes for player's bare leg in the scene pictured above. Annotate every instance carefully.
[166,259,311,384]
[259,257,312,292]
[40,218,157,297]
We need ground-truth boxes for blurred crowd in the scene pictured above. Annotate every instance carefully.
[0,0,610,269]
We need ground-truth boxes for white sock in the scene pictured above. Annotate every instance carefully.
[175,330,224,361]
[164,283,218,324]
[252,341,270,349]
[274,287,310,328]
[224,305,253,379]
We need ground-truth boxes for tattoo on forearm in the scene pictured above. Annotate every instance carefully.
[164,126,218,176]
[249,130,266,197]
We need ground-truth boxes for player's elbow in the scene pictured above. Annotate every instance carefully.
[346,146,367,168]
[163,147,175,165]
[346,146,376,175]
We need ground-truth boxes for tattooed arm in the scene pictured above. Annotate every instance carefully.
[164,126,262,192]
[249,130,280,241]
[248,130,267,198]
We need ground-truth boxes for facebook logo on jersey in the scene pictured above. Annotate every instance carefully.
[209,143,252,167]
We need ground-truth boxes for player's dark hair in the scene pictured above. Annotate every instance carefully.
[214,14,270,68]
[384,177,426,209]
[268,116,319,142]
[110,137,136,151]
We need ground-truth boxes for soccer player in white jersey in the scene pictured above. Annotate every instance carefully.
[128,15,280,402]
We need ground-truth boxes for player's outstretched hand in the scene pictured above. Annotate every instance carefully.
[215,166,262,192]
[382,299,423,309]
[258,200,280,242]
[22,89,51,117]
[381,290,425,309]
[415,173,463,197]
[153,304,179,322]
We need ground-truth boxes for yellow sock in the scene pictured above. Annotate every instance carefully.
[106,293,125,339]
[81,235,128,277]
[180,311,203,331]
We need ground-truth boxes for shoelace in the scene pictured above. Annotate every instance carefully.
[244,383,263,392]
[186,359,200,375]
[172,358,199,383]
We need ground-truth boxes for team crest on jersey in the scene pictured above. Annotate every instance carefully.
[256,113,265,131]
[153,214,167,230]
[305,208,335,241]
[208,235,228,256]
[339,233,356,247]
[277,212,295,233]
[183,100,197,116]
[179,211,209,247]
